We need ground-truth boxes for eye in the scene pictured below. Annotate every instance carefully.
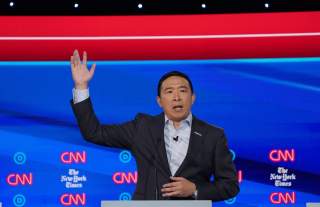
[166,90,173,94]
[180,89,187,93]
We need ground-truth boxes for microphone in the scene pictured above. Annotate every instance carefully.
[173,136,179,142]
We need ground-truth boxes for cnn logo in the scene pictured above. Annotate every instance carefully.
[237,170,243,183]
[270,192,296,204]
[6,173,32,186]
[113,171,137,184]
[60,193,86,206]
[269,149,295,162]
[61,151,86,164]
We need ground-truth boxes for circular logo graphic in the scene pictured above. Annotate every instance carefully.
[210,175,214,182]
[119,192,131,200]
[119,150,131,163]
[229,149,236,161]
[13,152,26,165]
[225,197,236,204]
[13,194,26,207]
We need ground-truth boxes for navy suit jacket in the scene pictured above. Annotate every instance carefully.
[71,98,239,201]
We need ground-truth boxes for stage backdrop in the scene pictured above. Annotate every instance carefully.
[0,13,320,207]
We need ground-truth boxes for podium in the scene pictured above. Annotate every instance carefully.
[306,203,320,207]
[101,200,211,207]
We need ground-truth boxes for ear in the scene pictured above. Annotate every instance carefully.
[156,96,163,108]
[191,93,196,105]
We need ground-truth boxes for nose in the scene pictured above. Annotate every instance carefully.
[173,91,181,101]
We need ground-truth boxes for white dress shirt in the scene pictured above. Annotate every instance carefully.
[164,113,192,176]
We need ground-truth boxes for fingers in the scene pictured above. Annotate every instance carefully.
[83,51,87,65]
[161,186,179,193]
[70,50,95,80]
[70,56,75,77]
[71,50,90,67]
[73,49,80,65]
[162,181,181,197]
[161,177,195,198]
[162,181,178,188]
[162,190,181,197]
[161,184,181,197]
[89,63,96,78]
[70,55,74,67]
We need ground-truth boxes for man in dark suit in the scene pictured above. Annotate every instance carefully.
[70,50,239,201]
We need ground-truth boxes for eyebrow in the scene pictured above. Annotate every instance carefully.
[178,86,188,89]
[163,85,189,91]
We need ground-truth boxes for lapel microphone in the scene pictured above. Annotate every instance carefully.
[173,136,179,142]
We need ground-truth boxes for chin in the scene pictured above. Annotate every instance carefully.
[172,114,188,121]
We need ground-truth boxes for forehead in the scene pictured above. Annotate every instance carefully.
[161,76,190,88]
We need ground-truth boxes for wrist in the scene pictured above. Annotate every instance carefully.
[75,83,88,90]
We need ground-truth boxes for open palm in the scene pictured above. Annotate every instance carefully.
[70,50,96,89]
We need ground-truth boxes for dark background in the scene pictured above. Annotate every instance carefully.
[1,0,320,15]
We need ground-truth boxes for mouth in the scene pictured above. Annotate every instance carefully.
[172,105,184,112]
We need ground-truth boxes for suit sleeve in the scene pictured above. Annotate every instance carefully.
[71,98,137,150]
[197,131,240,201]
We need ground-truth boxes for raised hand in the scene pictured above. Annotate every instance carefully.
[70,50,96,89]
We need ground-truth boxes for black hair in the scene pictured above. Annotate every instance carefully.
[157,71,194,96]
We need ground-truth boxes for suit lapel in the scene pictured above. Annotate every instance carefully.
[174,116,205,177]
[149,113,171,176]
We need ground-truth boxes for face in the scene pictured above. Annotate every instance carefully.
[157,76,195,122]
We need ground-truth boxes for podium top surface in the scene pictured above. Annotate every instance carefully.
[306,203,320,207]
[101,200,211,207]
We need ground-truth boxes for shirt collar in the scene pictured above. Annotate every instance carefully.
[164,112,192,127]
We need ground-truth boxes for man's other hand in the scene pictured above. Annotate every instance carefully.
[161,177,196,198]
